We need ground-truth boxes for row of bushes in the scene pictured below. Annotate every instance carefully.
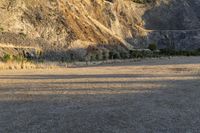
[3,46,199,63]
[84,43,158,61]
[84,43,200,61]
[160,49,200,56]
[85,49,159,61]
[85,49,200,62]
[132,0,154,4]
[0,54,27,63]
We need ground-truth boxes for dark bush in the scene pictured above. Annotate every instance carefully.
[120,52,129,59]
[113,53,120,59]
[160,49,200,56]
[148,43,157,51]
[102,51,109,60]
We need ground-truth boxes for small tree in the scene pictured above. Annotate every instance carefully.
[148,43,157,51]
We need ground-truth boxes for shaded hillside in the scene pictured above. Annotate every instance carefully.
[143,0,200,30]
[137,0,200,50]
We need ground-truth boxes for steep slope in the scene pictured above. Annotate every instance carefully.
[0,0,144,59]
[143,0,200,30]
[0,0,200,60]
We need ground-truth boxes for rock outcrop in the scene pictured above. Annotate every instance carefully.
[0,0,200,60]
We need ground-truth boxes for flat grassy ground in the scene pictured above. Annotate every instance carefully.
[0,56,200,133]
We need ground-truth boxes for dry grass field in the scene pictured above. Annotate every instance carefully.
[0,56,200,133]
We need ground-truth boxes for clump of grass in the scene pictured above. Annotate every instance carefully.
[0,27,3,32]
[0,61,64,70]
[2,54,12,63]
[19,32,27,40]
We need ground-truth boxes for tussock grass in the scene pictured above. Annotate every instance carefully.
[0,61,64,70]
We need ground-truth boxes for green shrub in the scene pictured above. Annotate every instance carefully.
[148,43,157,51]
[90,54,96,61]
[87,53,103,61]
[2,54,12,62]
[95,54,100,61]
[160,48,200,56]
[113,53,120,59]
[109,51,114,59]
[102,51,109,60]
[109,51,121,59]
[129,50,145,58]
[1,54,28,63]
[132,0,154,4]
[129,50,138,58]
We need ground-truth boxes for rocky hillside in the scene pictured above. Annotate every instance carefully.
[0,0,200,60]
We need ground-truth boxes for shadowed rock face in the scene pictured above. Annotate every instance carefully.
[146,30,200,51]
[143,0,200,30]
[0,0,200,59]
[140,0,200,50]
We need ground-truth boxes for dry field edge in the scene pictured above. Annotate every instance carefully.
[0,56,200,133]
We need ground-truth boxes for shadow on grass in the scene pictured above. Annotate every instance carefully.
[0,72,199,80]
[0,66,200,133]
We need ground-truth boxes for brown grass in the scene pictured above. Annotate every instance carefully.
[0,56,200,132]
[0,61,64,70]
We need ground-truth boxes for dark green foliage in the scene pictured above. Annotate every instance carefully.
[113,53,120,59]
[61,57,65,63]
[120,52,129,59]
[109,51,114,59]
[160,49,200,56]
[129,50,153,58]
[90,54,96,61]
[129,50,140,58]
[132,0,154,4]
[1,54,27,63]
[148,43,157,51]
[109,51,120,59]
[95,54,100,61]
[102,51,109,60]
[84,46,200,63]
[2,54,12,62]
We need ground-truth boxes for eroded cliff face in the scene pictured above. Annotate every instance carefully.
[0,0,200,60]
